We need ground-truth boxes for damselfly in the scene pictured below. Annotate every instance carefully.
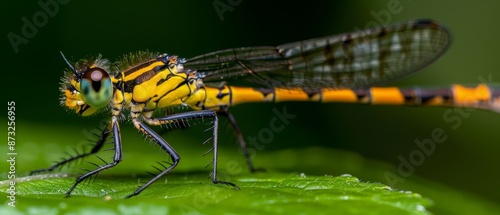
[31,19,499,198]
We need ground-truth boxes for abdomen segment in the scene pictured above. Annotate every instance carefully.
[200,84,500,113]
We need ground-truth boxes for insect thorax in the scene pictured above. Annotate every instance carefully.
[114,54,206,115]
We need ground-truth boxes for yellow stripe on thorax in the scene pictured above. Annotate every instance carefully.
[131,71,170,103]
[150,73,191,109]
[118,60,197,110]
[123,61,165,82]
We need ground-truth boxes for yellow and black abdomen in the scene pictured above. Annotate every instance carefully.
[198,84,500,113]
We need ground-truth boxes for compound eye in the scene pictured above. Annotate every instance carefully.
[80,68,112,108]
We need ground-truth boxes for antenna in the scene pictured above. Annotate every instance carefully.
[60,51,77,74]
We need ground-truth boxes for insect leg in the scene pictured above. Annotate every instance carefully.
[124,118,180,198]
[30,120,112,175]
[65,117,123,197]
[218,107,260,172]
[129,110,238,198]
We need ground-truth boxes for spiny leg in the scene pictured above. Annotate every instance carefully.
[129,110,238,198]
[65,118,123,197]
[218,107,260,172]
[154,110,238,188]
[30,120,112,175]
[125,119,180,198]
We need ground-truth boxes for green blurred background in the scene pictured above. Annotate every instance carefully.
[2,0,500,211]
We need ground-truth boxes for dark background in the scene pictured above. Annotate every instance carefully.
[2,0,500,206]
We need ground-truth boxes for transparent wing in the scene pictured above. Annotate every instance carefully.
[184,19,451,89]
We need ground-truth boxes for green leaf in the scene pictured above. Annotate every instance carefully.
[2,121,499,215]
[1,172,429,215]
